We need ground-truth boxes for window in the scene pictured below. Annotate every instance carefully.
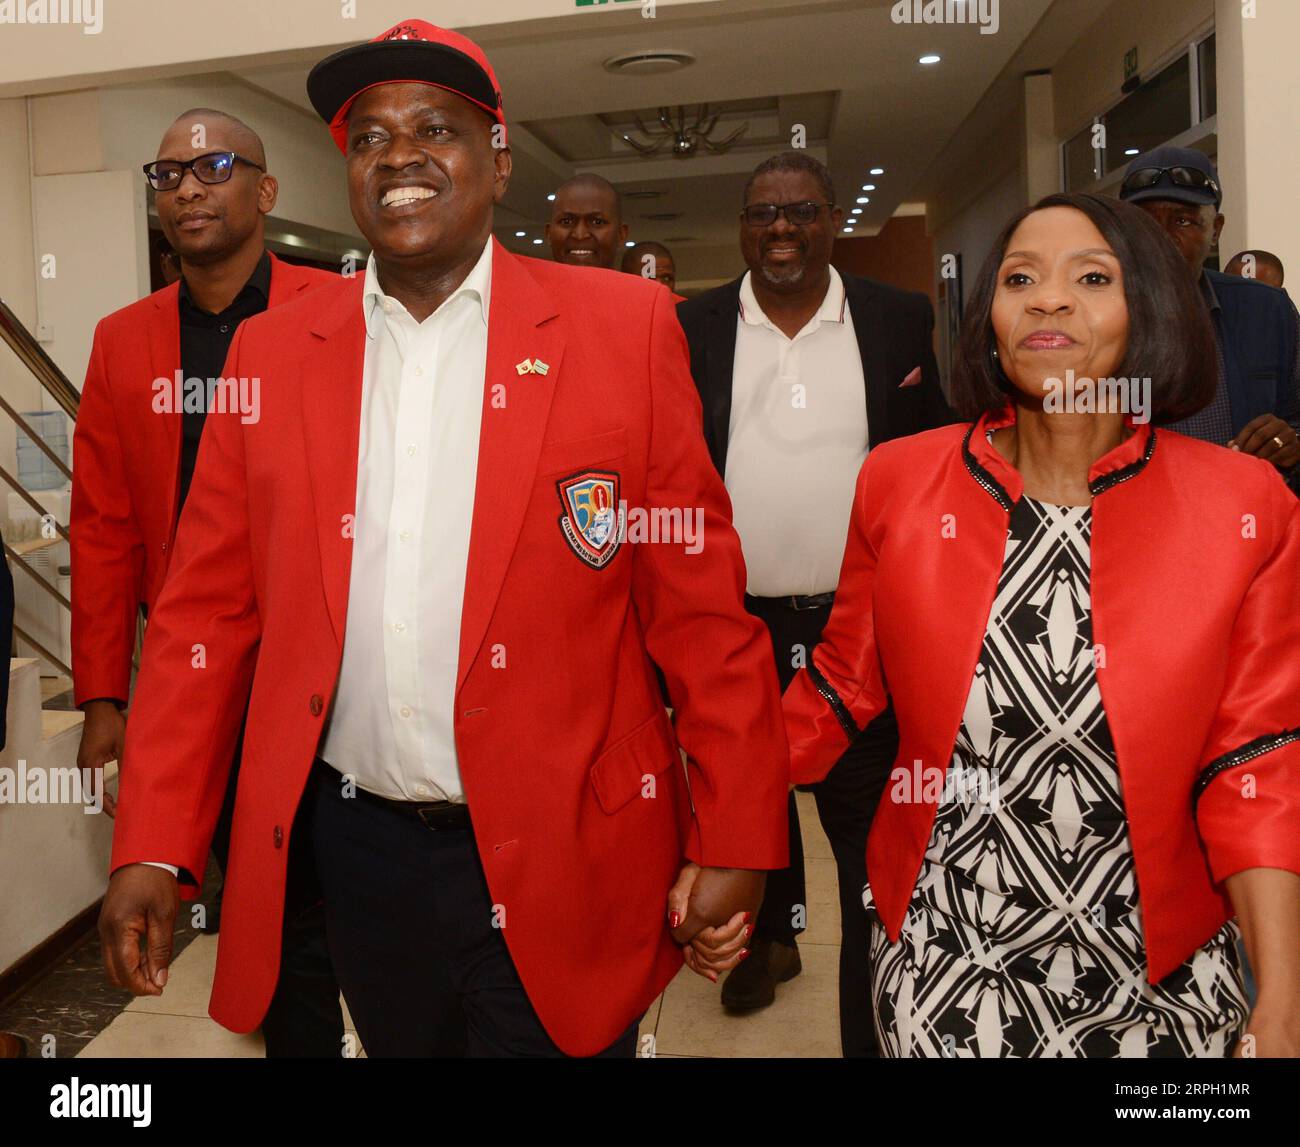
[1198,33,1216,119]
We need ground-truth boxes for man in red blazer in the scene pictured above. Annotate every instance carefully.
[73,109,342,1055]
[99,21,788,1058]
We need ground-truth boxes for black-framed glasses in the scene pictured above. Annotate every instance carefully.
[142,151,265,192]
[741,201,833,227]
[1121,165,1220,202]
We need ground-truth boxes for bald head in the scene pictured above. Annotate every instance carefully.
[1225,249,1285,289]
[164,108,266,169]
[621,241,677,294]
[547,174,627,269]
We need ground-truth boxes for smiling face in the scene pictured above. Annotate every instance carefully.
[345,82,509,270]
[1132,198,1223,277]
[739,169,841,291]
[991,206,1130,402]
[546,180,626,268]
[153,116,274,265]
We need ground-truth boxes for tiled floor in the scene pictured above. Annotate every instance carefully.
[71,792,842,1059]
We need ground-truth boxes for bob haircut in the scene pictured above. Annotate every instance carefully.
[950,192,1217,424]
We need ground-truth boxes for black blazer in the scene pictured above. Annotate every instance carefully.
[676,272,955,477]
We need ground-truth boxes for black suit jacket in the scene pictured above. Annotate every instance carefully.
[676,272,954,477]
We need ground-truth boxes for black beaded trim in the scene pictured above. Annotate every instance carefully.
[960,422,1014,511]
[1089,427,1157,496]
[808,662,860,741]
[1192,729,1300,811]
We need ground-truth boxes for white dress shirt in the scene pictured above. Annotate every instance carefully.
[317,237,494,802]
[724,267,869,597]
[143,238,493,875]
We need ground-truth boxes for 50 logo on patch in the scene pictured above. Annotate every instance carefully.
[557,471,621,569]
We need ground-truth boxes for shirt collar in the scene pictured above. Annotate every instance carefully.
[737,266,847,329]
[178,250,272,313]
[363,235,494,336]
[962,403,1157,510]
[1200,271,1221,312]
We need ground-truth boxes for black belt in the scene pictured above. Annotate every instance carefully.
[746,591,836,612]
[316,759,472,832]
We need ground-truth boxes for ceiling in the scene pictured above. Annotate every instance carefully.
[234,0,1058,285]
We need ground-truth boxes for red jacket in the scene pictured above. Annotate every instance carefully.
[784,405,1300,983]
[109,244,790,1056]
[70,254,334,707]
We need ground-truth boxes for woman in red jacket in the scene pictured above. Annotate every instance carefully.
[783,193,1300,1058]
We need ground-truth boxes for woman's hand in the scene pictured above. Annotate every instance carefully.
[666,862,758,982]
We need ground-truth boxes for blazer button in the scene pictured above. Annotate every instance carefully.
[273,825,283,849]
[309,694,323,716]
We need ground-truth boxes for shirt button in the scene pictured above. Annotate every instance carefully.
[309,694,324,716]
[400,706,412,718]
[414,784,430,797]
[219,323,230,333]
[273,826,284,849]
[407,443,417,456]
[414,366,424,377]
[398,529,411,542]
[393,620,406,633]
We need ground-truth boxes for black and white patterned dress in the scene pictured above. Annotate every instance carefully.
[868,495,1249,1058]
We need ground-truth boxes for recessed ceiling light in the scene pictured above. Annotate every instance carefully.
[919,54,941,65]
[842,227,854,233]
[515,231,526,237]
[625,241,635,247]
[856,197,870,204]
[603,50,696,76]
[532,238,543,245]
[547,194,556,202]
[861,184,876,191]
[851,208,863,215]
[1124,148,1139,155]
[870,167,885,175]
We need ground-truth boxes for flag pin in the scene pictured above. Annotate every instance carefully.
[532,359,550,376]
[515,358,533,375]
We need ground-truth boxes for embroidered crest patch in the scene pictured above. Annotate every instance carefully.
[557,471,621,569]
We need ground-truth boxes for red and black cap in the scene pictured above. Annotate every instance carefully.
[307,20,505,154]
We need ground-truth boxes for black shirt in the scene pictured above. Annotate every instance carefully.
[176,252,271,512]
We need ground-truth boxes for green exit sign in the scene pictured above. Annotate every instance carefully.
[1123,46,1139,82]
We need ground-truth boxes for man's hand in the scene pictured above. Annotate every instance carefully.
[1230,414,1300,469]
[666,863,764,982]
[77,700,123,818]
[99,864,179,996]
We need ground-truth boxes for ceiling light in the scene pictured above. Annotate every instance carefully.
[532,238,543,245]
[861,184,876,191]
[870,167,885,175]
[1124,148,1139,155]
[625,241,635,247]
[842,227,854,234]
[547,194,556,201]
[856,197,870,204]
[919,54,941,65]
[851,208,863,215]
[603,50,696,75]
[515,231,526,237]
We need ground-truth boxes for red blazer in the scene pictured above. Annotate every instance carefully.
[70,254,335,707]
[109,243,789,1056]
[784,405,1300,983]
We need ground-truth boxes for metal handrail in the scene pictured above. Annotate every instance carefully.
[0,462,70,541]
[11,620,71,680]
[0,299,80,419]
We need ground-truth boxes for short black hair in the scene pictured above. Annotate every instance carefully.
[950,192,1216,425]
[552,173,622,220]
[744,152,835,207]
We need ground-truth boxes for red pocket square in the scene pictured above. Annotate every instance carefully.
[899,366,922,388]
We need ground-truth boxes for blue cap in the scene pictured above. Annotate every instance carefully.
[1119,146,1221,209]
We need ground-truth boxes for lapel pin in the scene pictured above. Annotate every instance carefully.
[515,357,534,375]
[532,359,550,376]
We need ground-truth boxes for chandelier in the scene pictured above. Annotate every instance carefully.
[616,105,747,158]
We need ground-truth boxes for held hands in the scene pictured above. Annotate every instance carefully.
[666,863,765,982]
[77,700,123,818]
[99,864,179,996]
[1230,414,1300,470]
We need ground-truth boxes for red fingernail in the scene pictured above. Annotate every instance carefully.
[739,948,751,962]
[709,972,718,983]
[743,913,753,925]
[743,925,752,939]
[668,911,681,929]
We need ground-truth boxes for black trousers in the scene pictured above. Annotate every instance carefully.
[307,759,639,1058]
[745,595,898,1059]
[210,739,344,1058]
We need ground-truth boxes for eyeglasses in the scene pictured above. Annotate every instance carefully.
[142,151,265,192]
[1121,165,1220,202]
[740,201,833,227]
